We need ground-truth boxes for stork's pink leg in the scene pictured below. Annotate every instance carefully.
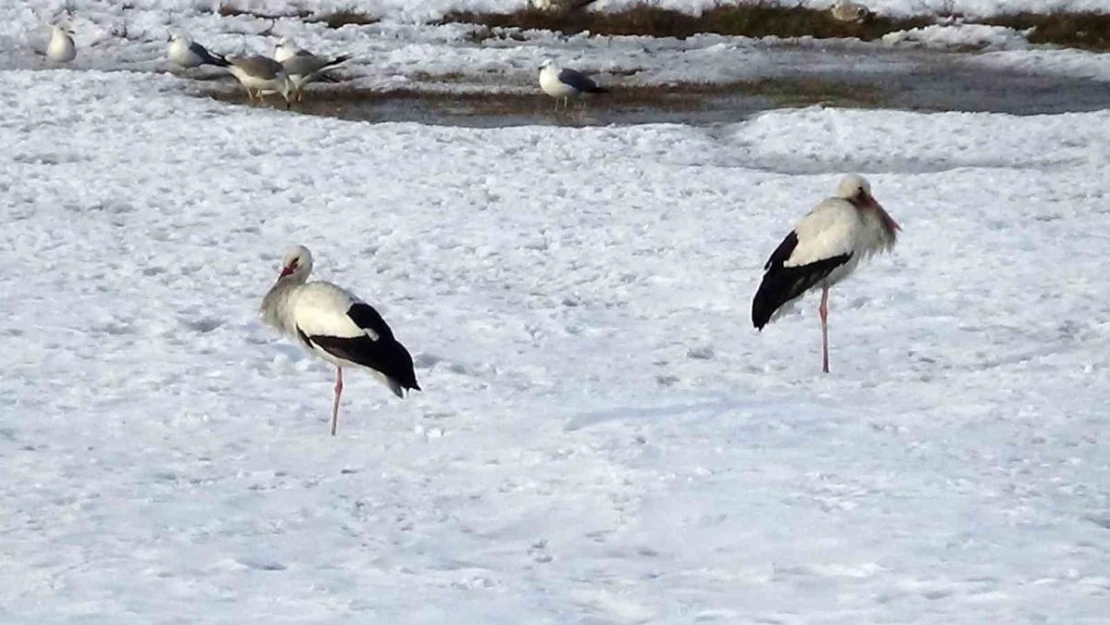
[819,286,830,374]
[330,367,343,436]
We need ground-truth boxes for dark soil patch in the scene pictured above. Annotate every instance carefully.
[439,3,934,42]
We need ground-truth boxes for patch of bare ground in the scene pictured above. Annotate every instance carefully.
[308,10,379,29]
[215,5,310,20]
[197,76,883,122]
[213,4,378,28]
[439,3,934,42]
[439,3,1110,50]
[985,12,1110,50]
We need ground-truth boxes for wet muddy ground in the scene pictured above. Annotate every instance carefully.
[196,47,1110,126]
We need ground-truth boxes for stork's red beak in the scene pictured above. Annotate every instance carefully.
[867,193,900,231]
[280,266,293,277]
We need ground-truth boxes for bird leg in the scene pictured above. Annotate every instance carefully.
[330,366,343,436]
[819,286,830,374]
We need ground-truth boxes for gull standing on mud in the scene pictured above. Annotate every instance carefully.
[752,174,900,373]
[260,246,421,436]
[46,24,76,63]
[224,55,293,107]
[538,58,607,110]
[273,38,352,102]
[167,32,229,69]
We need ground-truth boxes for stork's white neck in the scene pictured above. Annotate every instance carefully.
[259,277,304,338]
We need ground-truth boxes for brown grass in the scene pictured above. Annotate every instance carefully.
[439,3,1110,50]
[216,5,310,20]
[439,3,934,41]
[986,12,1110,50]
[307,10,379,29]
[214,5,377,28]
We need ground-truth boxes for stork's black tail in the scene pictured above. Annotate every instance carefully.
[752,256,850,329]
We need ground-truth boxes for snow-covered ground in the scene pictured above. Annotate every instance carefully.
[3,0,1110,621]
[7,0,1110,102]
[3,53,1110,623]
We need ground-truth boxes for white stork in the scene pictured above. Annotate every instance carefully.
[752,174,900,373]
[260,246,420,435]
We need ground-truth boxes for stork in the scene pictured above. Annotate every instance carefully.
[260,246,420,435]
[752,174,900,373]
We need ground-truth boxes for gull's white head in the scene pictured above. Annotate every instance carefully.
[169,30,190,44]
[539,57,557,71]
[278,245,314,281]
[274,37,297,62]
[50,23,74,37]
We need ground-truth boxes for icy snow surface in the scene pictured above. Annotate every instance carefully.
[3,0,1110,621]
[3,63,1110,622]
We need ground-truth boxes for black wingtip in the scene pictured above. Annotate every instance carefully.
[751,302,773,331]
[206,51,231,68]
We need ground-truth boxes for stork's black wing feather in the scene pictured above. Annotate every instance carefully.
[297,303,420,395]
[751,231,852,330]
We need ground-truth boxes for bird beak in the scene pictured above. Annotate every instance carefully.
[280,266,293,277]
[867,193,901,231]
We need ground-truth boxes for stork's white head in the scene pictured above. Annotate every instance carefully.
[279,245,314,281]
[836,173,900,233]
[836,173,871,200]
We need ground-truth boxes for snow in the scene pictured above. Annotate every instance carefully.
[881,23,1032,49]
[2,62,1110,622]
[3,0,1110,620]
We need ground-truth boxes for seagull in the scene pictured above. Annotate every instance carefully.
[46,24,76,63]
[538,58,607,111]
[224,56,293,108]
[260,246,421,436]
[167,32,229,69]
[752,174,900,373]
[273,38,352,102]
[830,1,873,23]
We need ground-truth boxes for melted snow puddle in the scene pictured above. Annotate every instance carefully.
[200,68,1109,126]
[195,46,1110,126]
